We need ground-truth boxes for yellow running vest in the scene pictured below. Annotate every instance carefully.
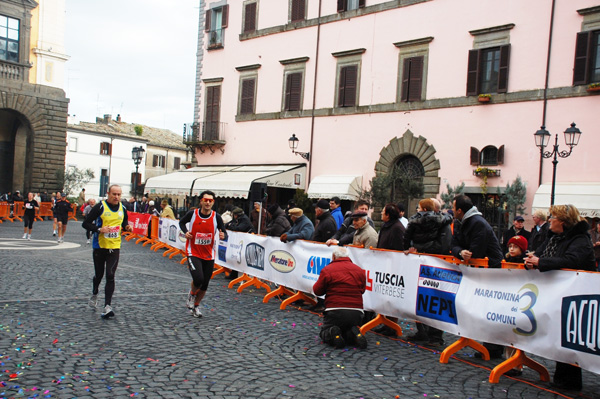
[98,200,125,249]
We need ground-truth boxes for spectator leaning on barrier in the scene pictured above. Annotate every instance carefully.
[326,200,373,247]
[351,211,378,249]
[250,201,269,234]
[160,200,175,219]
[451,194,504,359]
[404,198,453,255]
[311,199,337,243]
[505,235,528,263]
[265,203,291,237]
[376,203,405,251]
[313,246,368,349]
[528,210,549,253]
[525,204,596,391]
[280,208,314,243]
[228,207,255,234]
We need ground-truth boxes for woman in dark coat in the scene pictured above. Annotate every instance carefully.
[404,198,453,254]
[377,203,405,251]
[525,204,596,391]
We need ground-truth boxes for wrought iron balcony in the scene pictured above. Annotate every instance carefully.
[183,122,226,154]
[208,28,224,49]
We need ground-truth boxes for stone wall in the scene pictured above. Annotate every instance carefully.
[0,79,69,193]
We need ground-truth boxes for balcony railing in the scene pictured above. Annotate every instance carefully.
[208,28,224,49]
[0,60,25,81]
[183,122,226,144]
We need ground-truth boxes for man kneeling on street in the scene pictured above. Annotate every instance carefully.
[313,246,368,349]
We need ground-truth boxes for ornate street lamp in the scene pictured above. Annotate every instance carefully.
[534,123,582,206]
[288,134,310,161]
[131,146,145,201]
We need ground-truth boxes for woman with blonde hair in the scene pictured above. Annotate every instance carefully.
[525,204,595,390]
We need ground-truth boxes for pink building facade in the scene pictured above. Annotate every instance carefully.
[188,0,600,230]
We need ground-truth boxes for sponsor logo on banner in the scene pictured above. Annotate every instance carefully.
[302,256,331,282]
[218,235,228,262]
[416,265,461,325]
[561,295,600,355]
[473,283,539,335]
[269,250,296,273]
[245,243,265,271]
[168,225,178,242]
[365,270,405,299]
[228,240,243,264]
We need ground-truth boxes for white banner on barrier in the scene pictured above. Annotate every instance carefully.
[157,218,187,251]
[212,231,600,376]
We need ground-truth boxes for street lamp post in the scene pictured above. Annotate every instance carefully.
[534,122,582,206]
[131,146,145,201]
[288,134,310,161]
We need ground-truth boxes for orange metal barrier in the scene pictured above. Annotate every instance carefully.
[38,202,53,220]
[68,207,77,221]
[12,201,23,222]
[0,202,10,222]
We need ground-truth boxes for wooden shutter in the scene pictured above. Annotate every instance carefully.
[466,49,480,96]
[205,86,221,140]
[205,10,211,32]
[221,5,229,28]
[240,78,255,114]
[573,31,591,85]
[359,0,366,8]
[291,0,305,22]
[152,155,158,167]
[285,72,302,111]
[337,0,346,12]
[244,2,256,33]
[497,145,504,165]
[338,65,357,107]
[402,56,424,102]
[174,157,181,170]
[497,44,510,93]
[108,143,112,156]
[470,147,479,165]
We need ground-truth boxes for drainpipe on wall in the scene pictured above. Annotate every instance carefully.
[307,0,322,187]
[539,0,557,186]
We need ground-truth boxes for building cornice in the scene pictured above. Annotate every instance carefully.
[469,23,515,36]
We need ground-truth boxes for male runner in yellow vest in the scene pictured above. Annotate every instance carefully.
[82,184,132,318]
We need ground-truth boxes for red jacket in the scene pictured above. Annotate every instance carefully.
[312,257,366,310]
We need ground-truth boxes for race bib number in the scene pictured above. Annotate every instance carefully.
[195,232,213,246]
[105,226,121,239]
[25,203,32,209]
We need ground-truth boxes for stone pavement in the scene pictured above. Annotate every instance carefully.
[1,220,598,399]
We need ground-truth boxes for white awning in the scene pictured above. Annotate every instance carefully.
[145,164,305,198]
[307,175,363,201]
[532,182,600,218]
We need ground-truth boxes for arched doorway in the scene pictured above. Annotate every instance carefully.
[0,109,33,194]
[373,130,441,217]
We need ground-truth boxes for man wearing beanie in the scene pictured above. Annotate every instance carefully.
[311,199,337,243]
[266,203,291,237]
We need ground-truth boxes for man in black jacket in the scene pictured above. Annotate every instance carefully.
[227,208,255,233]
[265,203,290,237]
[528,210,549,252]
[311,199,337,243]
[451,194,504,358]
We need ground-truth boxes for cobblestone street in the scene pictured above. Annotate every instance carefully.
[1,220,598,399]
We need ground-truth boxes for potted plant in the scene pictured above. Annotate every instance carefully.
[478,94,492,103]
[587,83,600,93]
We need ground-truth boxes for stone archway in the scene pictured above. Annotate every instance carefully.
[374,129,441,212]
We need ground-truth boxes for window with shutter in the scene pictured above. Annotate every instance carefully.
[338,0,365,12]
[592,31,600,83]
[100,142,111,156]
[338,65,358,107]
[206,6,228,48]
[240,78,256,114]
[152,154,158,167]
[291,0,305,22]
[284,72,302,111]
[243,2,256,33]
[480,146,498,166]
[174,157,181,170]
[401,56,424,102]
[467,45,510,95]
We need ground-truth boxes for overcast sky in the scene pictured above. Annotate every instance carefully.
[65,0,200,135]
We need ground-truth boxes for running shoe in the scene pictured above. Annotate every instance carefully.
[22,233,27,239]
[192,306,203,318]
[186,293,196,309]
[27,234,31,240]
[53,230,57,236]
[89,294,98,308]
[86,239,91,245]
[101,305,114,319]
